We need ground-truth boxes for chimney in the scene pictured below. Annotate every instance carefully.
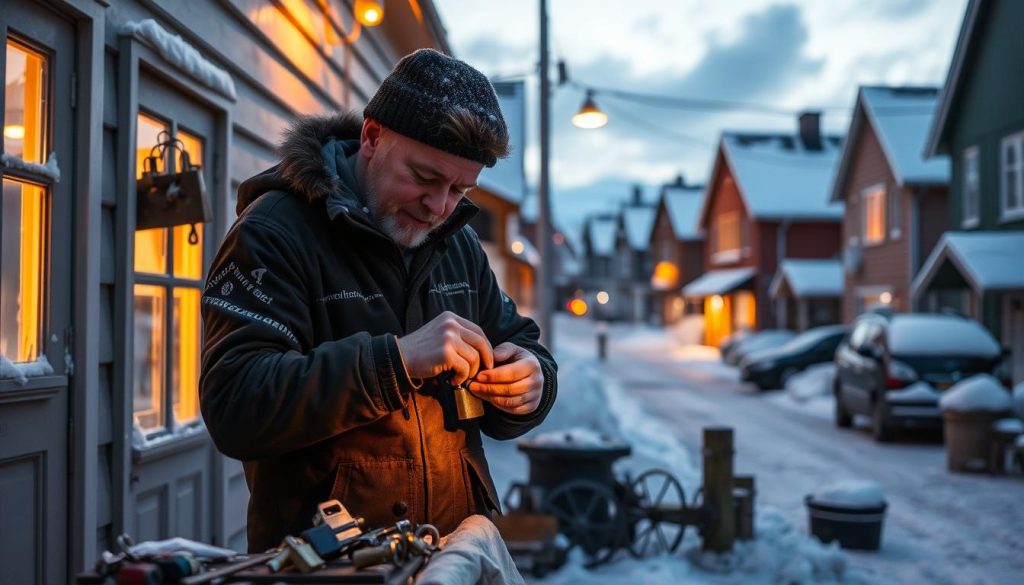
[798,111,823,151]
[673,174,685,187]
[632,185,643,206]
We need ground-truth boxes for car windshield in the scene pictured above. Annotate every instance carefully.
[888,315,1000,357]
[781,327,845,352]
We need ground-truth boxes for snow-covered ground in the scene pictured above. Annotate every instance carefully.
[487,315,1024,584]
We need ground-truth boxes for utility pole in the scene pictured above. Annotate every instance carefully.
[537,0,554,349]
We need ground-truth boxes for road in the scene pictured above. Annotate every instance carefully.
[554,316,1024,585]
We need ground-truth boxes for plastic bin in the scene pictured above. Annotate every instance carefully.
[943,409,1008,473]
[805,496,887,551]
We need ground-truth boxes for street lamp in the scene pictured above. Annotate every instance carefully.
[572,90,608,129]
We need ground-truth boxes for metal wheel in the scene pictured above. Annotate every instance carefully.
[627,469,687,558]
[542,479,624,567]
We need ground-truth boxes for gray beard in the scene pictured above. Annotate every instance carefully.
[364,184,432,249]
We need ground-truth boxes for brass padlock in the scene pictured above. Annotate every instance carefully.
[453,384,484,420]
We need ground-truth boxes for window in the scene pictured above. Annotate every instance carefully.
[711,211,741,263]
[1,39,49,363]
[888,185,901,240]
[963,146,980,227]
[1000,131,1024,220]
[862,184,885,245]
[133,112,205,436]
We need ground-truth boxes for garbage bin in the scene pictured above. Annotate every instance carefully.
[805,480,887,551]
[939,374,1013,473]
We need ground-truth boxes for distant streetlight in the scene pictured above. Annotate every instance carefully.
[572,90,608,129]
[511,240,525,255]
[596,291,610,305]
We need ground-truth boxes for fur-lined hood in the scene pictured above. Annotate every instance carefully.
[235,110,363,215]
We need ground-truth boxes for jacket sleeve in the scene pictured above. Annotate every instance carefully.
[467,231,558,440]
[199,216,415,461]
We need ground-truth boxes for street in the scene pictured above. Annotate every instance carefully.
[545,315,1024,584]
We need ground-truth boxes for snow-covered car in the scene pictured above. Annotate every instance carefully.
[725,329,797,366]
[719,329,752,362]
[833,312,1010,441]
[740,325,849,390]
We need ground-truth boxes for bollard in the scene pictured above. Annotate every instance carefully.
[702,427,735,552]
[596,320,608,361]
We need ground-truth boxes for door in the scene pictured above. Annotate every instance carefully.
[0,3,75,583]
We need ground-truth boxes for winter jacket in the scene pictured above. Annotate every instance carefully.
[199,111,557,552]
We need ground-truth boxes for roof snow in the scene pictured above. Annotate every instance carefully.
[622,206,656,251]
[721,133,844,220]
[478,81,525,204]
[861,86,949,185]
[683,267,755,297]
[913,231,1024,294]
[771,259,843,298]
[122,19,237,101]
[589,217,617,257]
[663,186,704,239]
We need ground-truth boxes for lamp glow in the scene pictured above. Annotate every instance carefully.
[710,295,724,311]
[879,292,892,304]
[511,240,525,255]
[596,291,610,305]
[572,91,607,129]
[354,0,384,26]
[568,298,589,316]
[4,125,25,140]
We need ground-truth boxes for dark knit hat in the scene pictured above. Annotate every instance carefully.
[364,49,508,167]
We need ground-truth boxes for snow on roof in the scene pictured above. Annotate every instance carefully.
[683,267,755,297]
[663,186,704,239]
[770,259,843,298]
[622,206,656,251]
[588,217,617,257]
[721,133,844,220]
[888,314,1000,357]
[861,86,949,185]
[478,81,525,204]
[122,20,237,100]
[913,232,1024,294]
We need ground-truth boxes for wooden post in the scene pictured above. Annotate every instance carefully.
[702,427,735,552]
[733,475,756,541]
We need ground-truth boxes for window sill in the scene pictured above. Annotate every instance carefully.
[0,375,68,405]
[998,208,1024,224]
[711,250,741,265]
[961,217,979,229]
[862,238,884,248]
[132,423,209,464]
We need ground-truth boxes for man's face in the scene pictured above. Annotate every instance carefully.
[361,121,483,248]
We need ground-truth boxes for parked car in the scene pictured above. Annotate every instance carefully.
[833,312,1010,441]
[740,325,850,390]
[725,329,797,366]
[719,329,752,362]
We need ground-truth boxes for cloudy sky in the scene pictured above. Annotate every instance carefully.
[431,0,968,238]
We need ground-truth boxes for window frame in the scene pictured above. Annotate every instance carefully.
[861,183,886,247]
[887,183,901,240]
[962,145,980,228]
[1000,130,1024,222]
[711,210,742,264]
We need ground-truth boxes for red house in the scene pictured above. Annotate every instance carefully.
[686,115,844,346]
[648,176,705,325]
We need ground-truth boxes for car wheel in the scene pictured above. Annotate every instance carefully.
[872,394,894,442]
[780,366,799,388]
[834,380,852,428]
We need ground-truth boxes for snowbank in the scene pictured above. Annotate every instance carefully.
[939,374,1012,413]
[785,364,835,401]
[0,355,54,384]
[809,480,886,509]
[529,428,617,448]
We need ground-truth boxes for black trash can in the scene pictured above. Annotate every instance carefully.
[805,495,887,551]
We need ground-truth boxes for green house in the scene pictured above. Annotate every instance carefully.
[914,0,1024,383]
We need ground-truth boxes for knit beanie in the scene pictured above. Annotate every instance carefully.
[364,49,508,167]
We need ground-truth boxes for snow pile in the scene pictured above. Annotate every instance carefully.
[809,480,886,509]
[939,374,1012,413]
[122,19,237,100]
[886,381,940,404]
[1013,382,1024,419]
[132,421,207,450]
[530,428,616,448]
[0,354,54,384]
[670,315,707,348]
[785,364,835,401]
[1,152,60,182]
[994,418,1024,434]
[888,315,1000,356]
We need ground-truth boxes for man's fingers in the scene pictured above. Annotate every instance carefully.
[475,359,531,385]
[467,376,533,398]
[492,342,519,363]
[457,325,494,371]
[445,341,476,386]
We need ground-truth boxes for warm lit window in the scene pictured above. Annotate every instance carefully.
[862,185,885,245]
[963,146,980,227]
[711,211,741,262]
[1000,131,1024,220]
[1,40,49,363]
[132,112,205,435]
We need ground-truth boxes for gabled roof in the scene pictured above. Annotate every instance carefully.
[662,185,704,240]
[831,86,949,201]
[621,206,657,251]
[682,267,755,298]
[925,0,983,157]
[912,231,1024,295]
[700,132,844,227]
[769,259,843,298]
[478,80,525,204]
[587,216,617,257]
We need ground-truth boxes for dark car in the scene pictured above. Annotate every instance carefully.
[725,329,797,366]
[719,330,752,363]
[740,325,850,390]
[833,312,1010,441]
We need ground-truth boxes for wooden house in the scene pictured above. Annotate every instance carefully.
[648,176,705,325]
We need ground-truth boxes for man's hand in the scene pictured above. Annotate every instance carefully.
[468,342,544,415]
[396,311,494,386]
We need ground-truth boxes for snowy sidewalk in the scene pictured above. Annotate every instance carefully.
[483,317,850,584]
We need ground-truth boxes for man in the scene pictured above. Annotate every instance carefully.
[200,49,557,552]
